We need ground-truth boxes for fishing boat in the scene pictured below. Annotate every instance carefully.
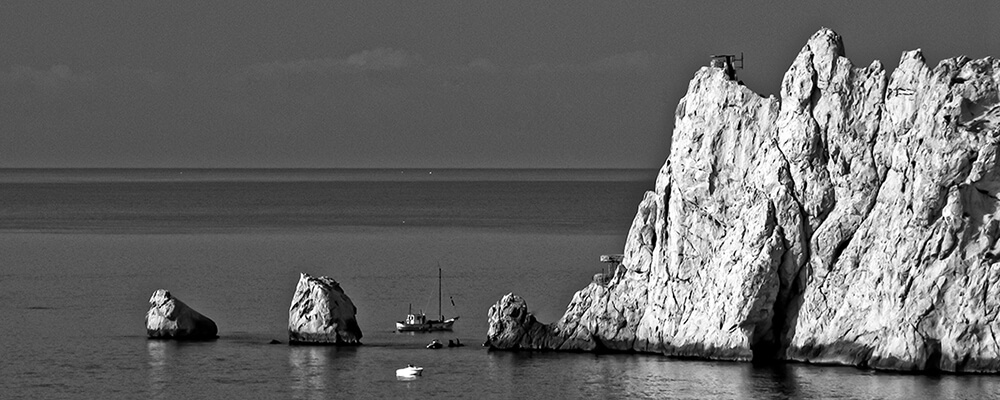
[395,268,459,332]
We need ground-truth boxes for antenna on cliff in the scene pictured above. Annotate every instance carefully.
[709,52,743,80]
[710,53,743,69]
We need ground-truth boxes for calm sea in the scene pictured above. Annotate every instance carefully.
[1,169,997,399]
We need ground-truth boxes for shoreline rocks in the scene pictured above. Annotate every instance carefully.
[288,273,363,345]
[486,28,1000,373]
[145,289,218,340]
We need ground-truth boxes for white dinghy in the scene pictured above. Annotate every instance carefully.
[396,364,424,379]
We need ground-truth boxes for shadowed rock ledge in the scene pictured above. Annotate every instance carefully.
[486,28,1000,373]
[288,273,363,345]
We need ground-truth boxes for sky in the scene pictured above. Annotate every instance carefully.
[2,1,999,169]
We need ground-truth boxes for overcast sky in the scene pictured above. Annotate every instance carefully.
[2,1,998,168]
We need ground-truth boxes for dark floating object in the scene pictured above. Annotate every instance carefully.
[269,339,282,345]
[426,339,443,349]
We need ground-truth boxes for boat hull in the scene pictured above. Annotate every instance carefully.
[395,318,458,332]
[396,366,423,378]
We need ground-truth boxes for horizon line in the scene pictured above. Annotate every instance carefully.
[0,166,660,171]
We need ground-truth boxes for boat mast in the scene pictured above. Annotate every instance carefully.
[438,267,443,321]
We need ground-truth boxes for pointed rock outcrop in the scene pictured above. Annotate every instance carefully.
[145,289,218,340]
[486,293,572,350]
[486,28,1000,373]
[786,45,1000,373]
[288,273,363,345]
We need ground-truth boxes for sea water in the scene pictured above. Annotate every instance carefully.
[1,169,998,399]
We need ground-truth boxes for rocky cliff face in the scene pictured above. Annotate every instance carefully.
[486,28,1000,373]
[146,289,218,340]
[288,273,363,345]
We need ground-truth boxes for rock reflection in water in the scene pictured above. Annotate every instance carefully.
[579,355,674,398]
[739,363,802,399]
[146,341,168,400]
[485,352,683,398]
[289,347,331,400]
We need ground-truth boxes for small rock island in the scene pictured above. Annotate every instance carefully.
[146,289,218,340]
[288,273,363,345]
[486,28,1000,373]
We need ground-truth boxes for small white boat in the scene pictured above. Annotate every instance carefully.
[396,365,424,378]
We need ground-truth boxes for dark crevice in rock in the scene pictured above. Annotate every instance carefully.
[773,253,810,361]
[924,338,944,372]
[761,134,814,363]
[829,239,850,264]
[808,54,822,112]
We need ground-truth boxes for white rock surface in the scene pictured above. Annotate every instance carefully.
[288,273,363,345]
[145,289,218,340]
[787,44,1000,373]
[485,28,1000,372]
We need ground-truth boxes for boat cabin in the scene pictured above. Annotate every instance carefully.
[404,313,426,325]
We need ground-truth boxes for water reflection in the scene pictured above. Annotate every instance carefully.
[484,351,520,398]
[486,351,684,398]
[289,347,330,400]
[146,340,168,400]
[747,362,1000,400]
[483,351,809,398]
[486,351,1000,399]
[739,363,802,399]
[835,368,1000,400]
[590,355,673,398]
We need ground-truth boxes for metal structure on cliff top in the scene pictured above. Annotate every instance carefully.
[710,52,743,80]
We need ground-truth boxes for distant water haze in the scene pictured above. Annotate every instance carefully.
[0,169,654,233]
[0,168,658,183]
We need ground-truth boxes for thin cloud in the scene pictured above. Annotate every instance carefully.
[0,65,95,95]
[589,51,655,73]
[0,65,172,95]
[344,48,422,70]
[526,51,658,74]
[236,48,425,81]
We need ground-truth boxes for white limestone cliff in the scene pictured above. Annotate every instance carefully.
[486,28,1000,373]
[146,289,218,340]
[288,273,363,345]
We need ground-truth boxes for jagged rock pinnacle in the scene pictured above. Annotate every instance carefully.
[485,28,1000,373]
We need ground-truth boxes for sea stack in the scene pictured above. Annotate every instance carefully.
[145,289,218,340]
[486,28,1000,373]
[288,273,363,345]
[486,293,593,351]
